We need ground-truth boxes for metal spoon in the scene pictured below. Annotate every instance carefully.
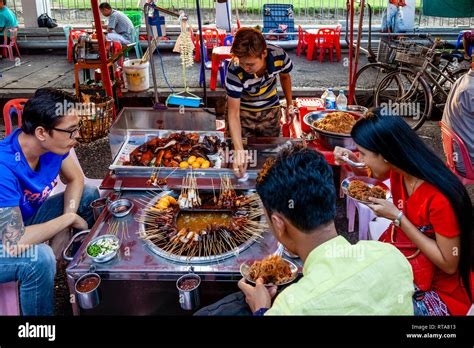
[340,154,367,168]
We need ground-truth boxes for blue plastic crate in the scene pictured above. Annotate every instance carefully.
[262,4,295,40]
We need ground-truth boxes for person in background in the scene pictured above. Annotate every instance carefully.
[196,146,414,316]
[225,28,295,179]
[461,30,473,61]
[442,53,474,176]
[334,109,473,316]
[0,0,18,57]
[99,2,134,45]
[0,88,99,315]
[381,0,406,33]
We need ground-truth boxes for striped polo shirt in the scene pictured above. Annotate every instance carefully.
[225,44,293,112]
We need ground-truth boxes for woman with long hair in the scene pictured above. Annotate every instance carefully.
[334,108,473,315]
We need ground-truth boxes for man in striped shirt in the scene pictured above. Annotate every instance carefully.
[225,28,295,178]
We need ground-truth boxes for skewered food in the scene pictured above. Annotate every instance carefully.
[138,178,267,260]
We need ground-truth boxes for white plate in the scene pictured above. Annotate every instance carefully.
[341,176,391,205]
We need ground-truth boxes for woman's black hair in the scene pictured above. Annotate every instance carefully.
[21,88,78,135]
[351,108,473,301]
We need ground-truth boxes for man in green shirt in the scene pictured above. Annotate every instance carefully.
[0,0,18,53]
[196,145,414,315]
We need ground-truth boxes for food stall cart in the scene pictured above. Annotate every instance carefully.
[65,107,303,315]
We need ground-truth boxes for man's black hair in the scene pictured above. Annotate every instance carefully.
[21,88,78,135]
[99,2,112,10]
[256,145,336,233]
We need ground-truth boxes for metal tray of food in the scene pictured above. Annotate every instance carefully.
[109,129,227,176]
[303,106,367,150]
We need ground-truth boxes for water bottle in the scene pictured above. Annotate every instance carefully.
[336,90,348,111]
[325,88,336,110]
[321,88,329,105]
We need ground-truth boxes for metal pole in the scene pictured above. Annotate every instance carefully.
[144,2,162,107]
[196,0,208,107]
[348,0,354,104]
[91,0,115,115]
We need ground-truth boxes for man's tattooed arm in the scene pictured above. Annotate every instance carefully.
[0,206,25,254]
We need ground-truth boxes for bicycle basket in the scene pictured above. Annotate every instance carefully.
[394,42,431,67]
[377,37,397,64]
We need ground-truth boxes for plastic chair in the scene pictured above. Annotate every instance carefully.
[218,58,231,89]
[334,24,342,61]
[194,28,220,63]
[0,282,20,315]
[1,27,21,61]
[127,26,143,59]
[439,121,474,185]
[3,98,27,136]
[296,25,308,57]
[317,28,336,63]
[223,35,234,46]
[199,47,213,87]
[63,25,72,61]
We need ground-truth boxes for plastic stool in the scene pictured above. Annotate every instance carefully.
[346,196,375,241]
[0,282,20,315]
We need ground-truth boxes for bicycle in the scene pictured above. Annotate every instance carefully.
[374,37,469,130]
[354,34,468,130]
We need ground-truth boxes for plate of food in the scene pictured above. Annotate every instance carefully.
[341,176,391,204]
[240,255,299,287]
[86,234,121,263]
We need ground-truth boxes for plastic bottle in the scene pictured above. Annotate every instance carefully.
[336,90,348,111]
[325,88,336,110]
[320,88,329,105]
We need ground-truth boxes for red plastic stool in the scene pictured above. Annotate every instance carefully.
[0,282,20,315]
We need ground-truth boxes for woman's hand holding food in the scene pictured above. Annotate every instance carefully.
[367,197,401,221]
[333,146,359,165]
[238,277,277,313]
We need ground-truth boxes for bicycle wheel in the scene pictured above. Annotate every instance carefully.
[374,68,432,131]
[432,67,469,108]
[353,63,395,107]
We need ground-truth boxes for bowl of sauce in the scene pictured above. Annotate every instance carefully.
[74,273,101,309]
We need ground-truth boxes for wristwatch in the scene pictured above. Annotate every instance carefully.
[393,211,404,227]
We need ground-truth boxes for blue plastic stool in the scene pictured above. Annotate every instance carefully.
[218,58,231,88]
[199,48,213,87]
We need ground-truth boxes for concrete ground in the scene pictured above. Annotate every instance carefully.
[0,48,362,98]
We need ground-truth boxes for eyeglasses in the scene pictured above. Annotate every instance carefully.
[51,121,83,139]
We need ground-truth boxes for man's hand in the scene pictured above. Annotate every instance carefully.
[50,228,71,259]
[69,213,88,231]
[283,105,296,125]
[238,277,277,313]
[232,148,248,178]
